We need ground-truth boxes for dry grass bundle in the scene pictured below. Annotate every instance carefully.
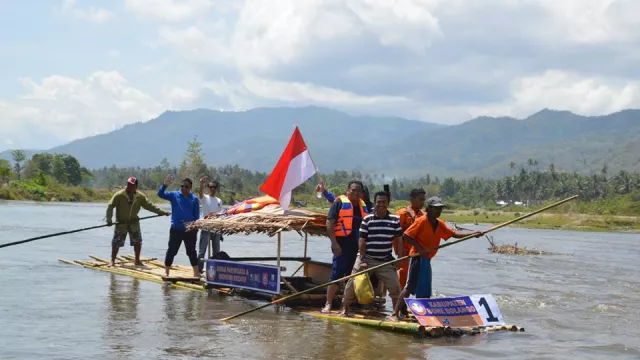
[486,235,555,255]
[186,204,329,238]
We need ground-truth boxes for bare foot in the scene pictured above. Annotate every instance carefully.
[109,262,116,267]
[339,310,352,317]
[134,261,144,266]
[386,315,400,322]
[320,303,332,314]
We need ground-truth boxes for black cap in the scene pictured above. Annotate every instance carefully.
[426,196,446,207]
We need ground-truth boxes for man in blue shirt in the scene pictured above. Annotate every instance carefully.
[157,174,201,278]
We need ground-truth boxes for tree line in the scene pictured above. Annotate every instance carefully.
[3,140,639,208]
[1,150,92,186]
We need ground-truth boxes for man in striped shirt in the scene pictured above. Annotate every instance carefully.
[340,191,403,316]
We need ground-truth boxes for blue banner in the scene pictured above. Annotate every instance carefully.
[205,259,281,295]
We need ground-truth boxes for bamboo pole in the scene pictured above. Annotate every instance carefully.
[282,278,298,293]
[276,232,282,272]
[121,254,191,275]
[303,231,309,277]
[73,260,162,283]
[301,311,523,336]
[303,311,425,334]
[1,214,165,249]
[114,255,202,288]
[91,257,158,267]
[303,232,308,259]
[61,255,231,295]
[121,255,169,269]
[219,195,578,322]
[290,262,305,277]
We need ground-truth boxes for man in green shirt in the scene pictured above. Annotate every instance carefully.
[106,177,169,266]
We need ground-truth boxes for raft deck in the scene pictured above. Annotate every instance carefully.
[58,254,211,293]
[59,254,525,338]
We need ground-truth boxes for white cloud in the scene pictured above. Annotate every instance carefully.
[124,0,215,22]
[157,24,230,64]
[58,0,114,23]
[140,0,640,125]
[225,0,444,72]
[470,70,640,118]
[163,86,198,108]
[537,0,640,43]
[5,0,640,151]
[2,71,165,150]
[240,74,409,106]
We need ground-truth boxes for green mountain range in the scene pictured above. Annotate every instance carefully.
[2,106,639,178]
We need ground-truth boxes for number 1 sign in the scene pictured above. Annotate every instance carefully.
[405,294,506,327]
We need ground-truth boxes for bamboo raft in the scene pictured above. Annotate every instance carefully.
[59,254,355,306]
[58,254,210,293]
[301,309,524,337]
[59,254,525,338]
[58,201,526,338]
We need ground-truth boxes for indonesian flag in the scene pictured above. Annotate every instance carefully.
[260,126,317,211]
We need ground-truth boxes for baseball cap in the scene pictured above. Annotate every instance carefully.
[127,176,138,185]
[426,196,446,207]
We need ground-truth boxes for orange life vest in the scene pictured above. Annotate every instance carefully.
[333,195,368,237]
[394,205,424,255]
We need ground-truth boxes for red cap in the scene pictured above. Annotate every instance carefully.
[127,176,138,185]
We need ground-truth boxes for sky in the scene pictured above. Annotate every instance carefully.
[2,0,640,152]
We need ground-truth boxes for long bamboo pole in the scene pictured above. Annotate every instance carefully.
[0,214,166,249]
[219,194,578,322]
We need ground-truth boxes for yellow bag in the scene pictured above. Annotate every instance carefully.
[354,273,375,305]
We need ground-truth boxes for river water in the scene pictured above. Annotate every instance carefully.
[0,200,638,360]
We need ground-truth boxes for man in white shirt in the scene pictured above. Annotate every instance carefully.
[197,176,224,274]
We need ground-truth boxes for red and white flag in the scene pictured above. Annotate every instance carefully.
[260,126,317,211]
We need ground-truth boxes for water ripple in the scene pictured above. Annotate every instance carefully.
[1,203,640,359]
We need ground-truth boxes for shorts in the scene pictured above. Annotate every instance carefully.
[405,256,432,298]
[329,237,359,281]
[112,223,142,248]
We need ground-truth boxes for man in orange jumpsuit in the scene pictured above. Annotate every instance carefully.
[394,189,426,288]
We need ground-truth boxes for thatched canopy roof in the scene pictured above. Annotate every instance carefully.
[186,204,329,238]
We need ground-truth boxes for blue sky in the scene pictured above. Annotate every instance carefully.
[1,1,153,94]
[2,0,640,152]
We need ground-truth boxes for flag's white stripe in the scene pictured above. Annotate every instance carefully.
[279,149,316,211]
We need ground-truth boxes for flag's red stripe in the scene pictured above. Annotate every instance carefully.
[259,127,310,198]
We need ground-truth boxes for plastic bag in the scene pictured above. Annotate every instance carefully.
[354,272,375,305]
